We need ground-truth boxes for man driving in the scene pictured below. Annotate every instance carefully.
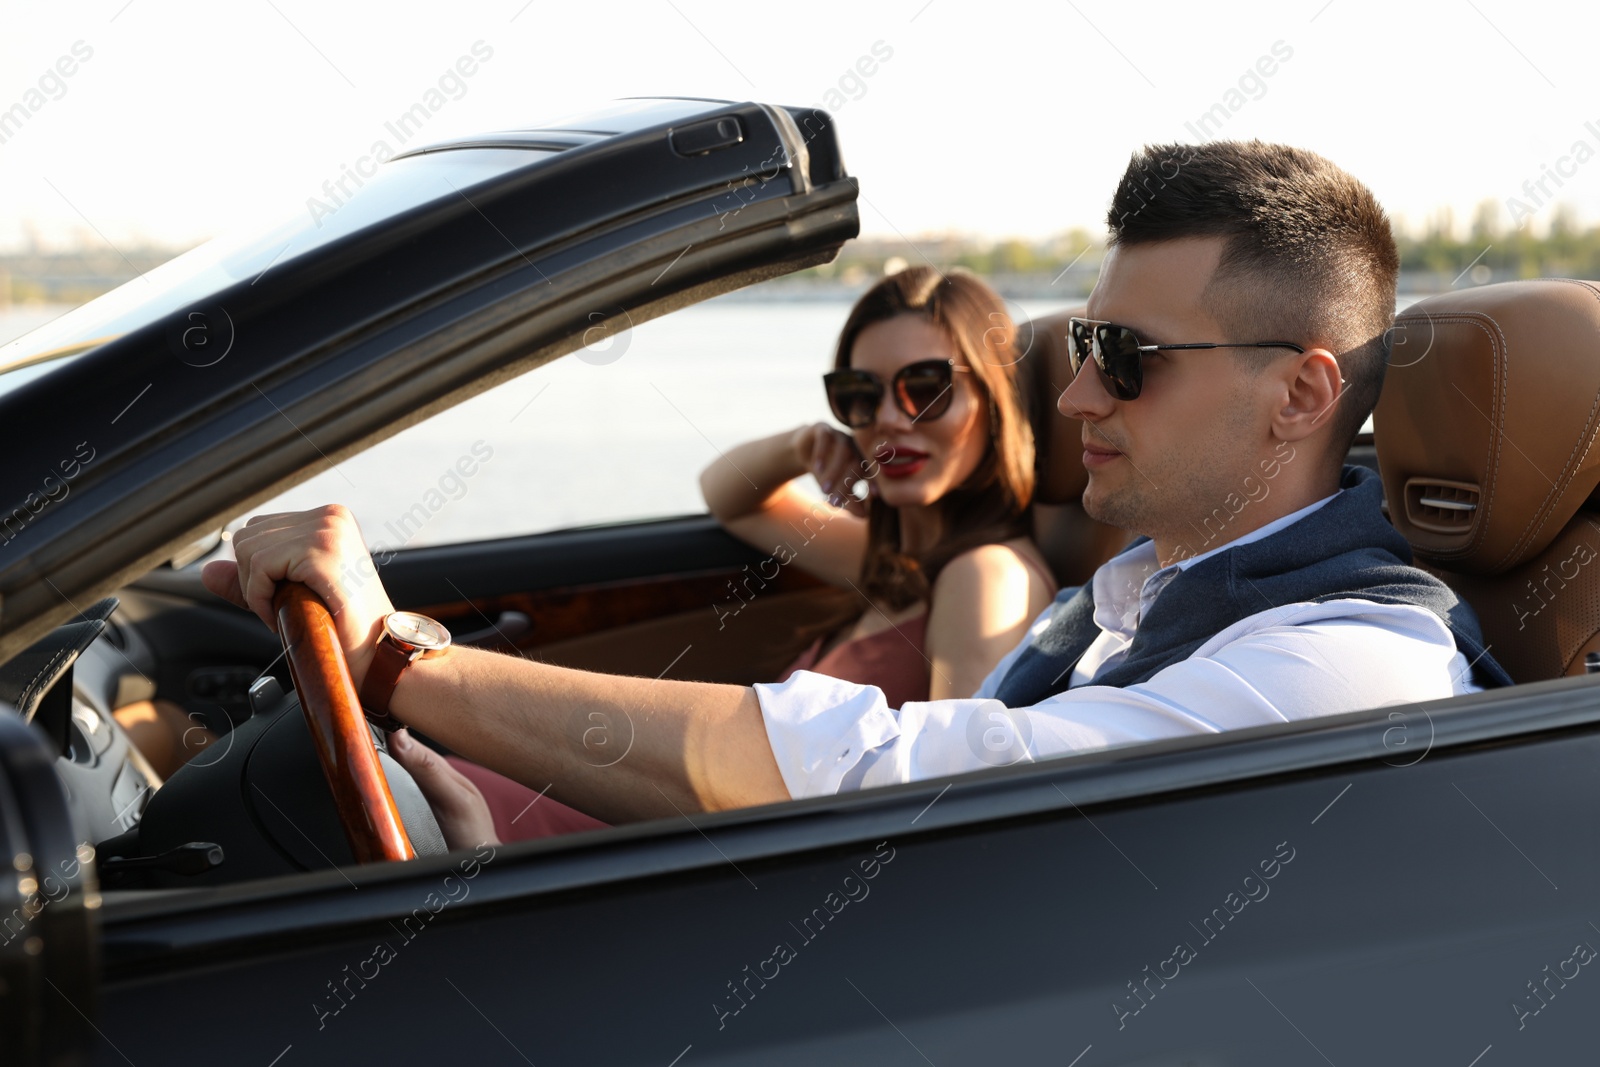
[201,140,1511,843]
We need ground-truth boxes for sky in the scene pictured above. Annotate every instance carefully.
[2,0,1599,252]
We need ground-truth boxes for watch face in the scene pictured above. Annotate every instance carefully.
[385,611,451,651]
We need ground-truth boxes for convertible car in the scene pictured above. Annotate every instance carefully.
[4,97,1600,1065]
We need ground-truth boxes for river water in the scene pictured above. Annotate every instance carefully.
[0,296,1066,551]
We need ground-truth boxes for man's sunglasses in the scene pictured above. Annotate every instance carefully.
[1067,317,1304,401]
[823,358,971,429]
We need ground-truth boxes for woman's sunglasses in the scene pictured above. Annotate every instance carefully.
[1067,317,1304,401]
[823,358,971,429]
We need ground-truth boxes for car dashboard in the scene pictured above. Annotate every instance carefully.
[4,584,449,891]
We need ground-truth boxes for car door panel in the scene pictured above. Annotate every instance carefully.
[524,585,860,684]
[374,517,802,604]
[381,518,861,682]
[93,680,1600,1064]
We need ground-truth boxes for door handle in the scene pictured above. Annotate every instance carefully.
[454,611,532,648]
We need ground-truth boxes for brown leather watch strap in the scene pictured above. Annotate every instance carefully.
[358,634,413,731]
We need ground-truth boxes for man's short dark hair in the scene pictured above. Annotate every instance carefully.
[1106,141,1399,456]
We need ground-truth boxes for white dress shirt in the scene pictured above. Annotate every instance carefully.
[754,492,1480,799]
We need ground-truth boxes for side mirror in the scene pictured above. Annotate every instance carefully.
[0,706,98,1066]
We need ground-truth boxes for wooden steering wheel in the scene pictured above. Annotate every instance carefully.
[273,582,414,863]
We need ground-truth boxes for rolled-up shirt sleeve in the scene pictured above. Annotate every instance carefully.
[754,598,1478,799]
[754,596,1063,798]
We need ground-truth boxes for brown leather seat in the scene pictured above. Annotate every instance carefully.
[1377,279,1600,682]
[1017,308,1133,587]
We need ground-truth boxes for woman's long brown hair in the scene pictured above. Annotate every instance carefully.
[834,266,1036,611]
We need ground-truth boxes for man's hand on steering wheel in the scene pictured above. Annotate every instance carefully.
[201,504,506,856]
[201,505,393,691]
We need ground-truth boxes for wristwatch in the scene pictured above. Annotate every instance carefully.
[358,611,452,731]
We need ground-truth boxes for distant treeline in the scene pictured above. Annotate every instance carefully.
[804,206,1600,293]
[803,230,1102,283]
[7,205,1600,307]
[1396,202,1600,280]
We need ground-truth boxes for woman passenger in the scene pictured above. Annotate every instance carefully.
[703,265,1056,706]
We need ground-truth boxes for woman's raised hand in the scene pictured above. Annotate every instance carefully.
[791,422,872,518]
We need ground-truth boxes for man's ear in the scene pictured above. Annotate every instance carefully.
[1272,349,1343,442]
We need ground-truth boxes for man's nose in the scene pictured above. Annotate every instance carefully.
[1057,351,1115,421]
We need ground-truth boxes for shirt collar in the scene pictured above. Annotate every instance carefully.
[1089,489,1342,637]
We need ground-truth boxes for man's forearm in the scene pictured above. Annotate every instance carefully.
[390,647,791,823]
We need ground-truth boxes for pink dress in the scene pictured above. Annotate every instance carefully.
[775,611,930,707]
[445,756,608,839]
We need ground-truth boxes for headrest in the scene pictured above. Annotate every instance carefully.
[1376,279,1600,575]
[1019,307,1090,504]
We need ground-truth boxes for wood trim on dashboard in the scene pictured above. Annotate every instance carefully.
[413,564,834,653]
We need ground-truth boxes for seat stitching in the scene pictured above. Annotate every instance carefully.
[1409,314,1501,564]
[1497,281,1600,568]
[18,645,72,716]
[1408,297,1600,570]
